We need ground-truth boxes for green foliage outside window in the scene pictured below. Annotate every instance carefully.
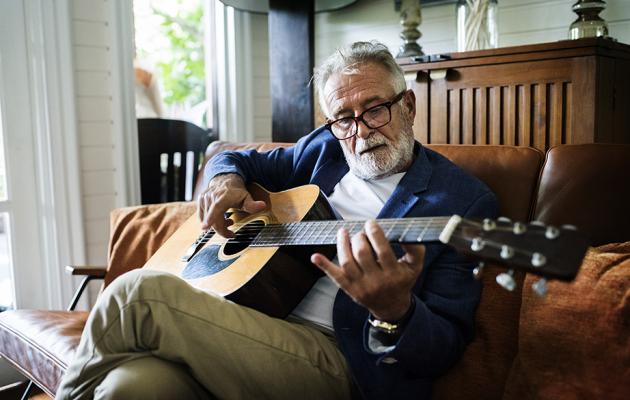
[138,0,206,109]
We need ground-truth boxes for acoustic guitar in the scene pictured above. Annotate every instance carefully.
[144,183,589,318]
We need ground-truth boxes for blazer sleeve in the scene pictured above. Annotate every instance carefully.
[363,190,498,378]
[201,126,336,192]
[202,145,297,193]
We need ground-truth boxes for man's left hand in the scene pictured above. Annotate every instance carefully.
[311,220,425,322]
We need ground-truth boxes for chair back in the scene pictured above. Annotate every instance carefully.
[138,118,213,204]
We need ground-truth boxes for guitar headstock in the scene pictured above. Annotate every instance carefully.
[440,216,589,286]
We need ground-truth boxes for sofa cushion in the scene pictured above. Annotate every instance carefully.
[106,202,196,287]
[503,241,630,399]
[0,310,88,397]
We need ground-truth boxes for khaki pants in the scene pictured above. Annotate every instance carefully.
[56,269,353,400]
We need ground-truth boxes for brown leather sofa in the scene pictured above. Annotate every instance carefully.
[1,142,629,399]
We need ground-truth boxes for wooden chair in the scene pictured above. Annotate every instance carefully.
[137,118,214,204]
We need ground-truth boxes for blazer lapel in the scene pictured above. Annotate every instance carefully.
[310,159,349,196]
[377,144,432,218]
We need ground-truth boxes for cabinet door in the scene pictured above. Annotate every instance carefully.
[410,57,597,151]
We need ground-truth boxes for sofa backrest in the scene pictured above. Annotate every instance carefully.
[427,145,543,221]
[534,143,630,246]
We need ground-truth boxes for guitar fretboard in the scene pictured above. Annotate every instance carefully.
[249,217,452,246]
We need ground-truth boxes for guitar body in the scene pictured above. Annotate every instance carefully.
[144,184,336,318]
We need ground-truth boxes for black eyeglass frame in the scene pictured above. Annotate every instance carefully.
[324,90,408,140]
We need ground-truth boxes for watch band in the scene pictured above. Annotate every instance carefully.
[368,296,416,335]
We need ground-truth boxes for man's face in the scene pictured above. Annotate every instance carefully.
[323,62,416,179]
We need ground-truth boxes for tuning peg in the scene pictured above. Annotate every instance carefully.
[500,245,515,259]
[530,220,545,226]
[471,237,485,252]
[496,269,517,291]
[497,216,512,223]
[532,278,548,297]
[473,262,485,280]
[561,224,577,230]
[513,222,527,235]
[531,252,547,268]
[482,219,496,231]
[545,226,560,239]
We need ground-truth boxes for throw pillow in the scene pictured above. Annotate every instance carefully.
[503,241,630,399]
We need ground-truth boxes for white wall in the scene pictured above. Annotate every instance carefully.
[315,0,630,63]
[71,0,120,267]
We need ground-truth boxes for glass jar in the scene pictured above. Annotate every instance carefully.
[568,0,608,39]
[456,0,498,52]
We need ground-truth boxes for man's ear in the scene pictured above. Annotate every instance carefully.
[404,89,416,121]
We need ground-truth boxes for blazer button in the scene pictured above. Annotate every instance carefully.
[382,357,398,364]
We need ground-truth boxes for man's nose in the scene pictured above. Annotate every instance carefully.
[356,120,372,139]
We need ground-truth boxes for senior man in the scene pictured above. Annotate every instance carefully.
[57,41,497,400]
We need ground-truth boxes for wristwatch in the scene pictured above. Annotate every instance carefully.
[368,317,401,334]
[367,296,416,335]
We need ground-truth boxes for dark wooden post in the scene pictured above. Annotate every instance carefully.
[268,0,314,142]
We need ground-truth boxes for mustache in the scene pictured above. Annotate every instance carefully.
[354,136,388,154]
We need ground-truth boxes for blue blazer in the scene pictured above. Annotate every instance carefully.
[205,126,498,399]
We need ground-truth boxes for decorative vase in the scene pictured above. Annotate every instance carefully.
[568,0,608,39]
[395,0,424,58]
[456,0,498,52]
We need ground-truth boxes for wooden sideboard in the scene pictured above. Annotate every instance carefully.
[398,37,630,151]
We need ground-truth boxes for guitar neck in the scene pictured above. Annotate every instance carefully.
[250,217,452,246]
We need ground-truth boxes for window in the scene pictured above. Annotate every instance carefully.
[133,0,211,128]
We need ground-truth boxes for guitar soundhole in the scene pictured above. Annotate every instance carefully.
[223,220,265,256]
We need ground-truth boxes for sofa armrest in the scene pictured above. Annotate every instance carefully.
[65,265,107,278]
[64,265,108,311]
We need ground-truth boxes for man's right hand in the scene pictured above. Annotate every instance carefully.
[197,174,267,237]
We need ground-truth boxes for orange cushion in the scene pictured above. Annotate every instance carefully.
[106,202,196,287]
[503,241,630,399]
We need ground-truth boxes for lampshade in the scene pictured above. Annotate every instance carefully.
[218,0,357,13]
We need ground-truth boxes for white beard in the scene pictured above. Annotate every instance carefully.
[341,118,415,180]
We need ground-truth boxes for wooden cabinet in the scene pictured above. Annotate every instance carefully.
[398,37,630,151]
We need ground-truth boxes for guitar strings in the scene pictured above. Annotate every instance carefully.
[198,222,450,245]
[202,217,453,236]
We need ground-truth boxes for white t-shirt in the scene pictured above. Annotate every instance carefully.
[289,171,406,331]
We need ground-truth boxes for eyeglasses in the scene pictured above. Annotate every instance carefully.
[325,91,406,140]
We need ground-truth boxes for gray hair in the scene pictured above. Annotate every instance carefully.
[313,41,407,116]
